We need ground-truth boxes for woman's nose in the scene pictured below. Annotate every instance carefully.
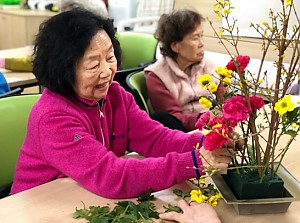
[98,61,112,77]
[199,38,204,46]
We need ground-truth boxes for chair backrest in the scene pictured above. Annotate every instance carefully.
[116,32,158,69]
[114,66,145,92]
[0,94,41,194]
[126,70,150,114]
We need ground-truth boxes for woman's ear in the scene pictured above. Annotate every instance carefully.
[171,42,179,53]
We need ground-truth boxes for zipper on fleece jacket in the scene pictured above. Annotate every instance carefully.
[98,101,105,146]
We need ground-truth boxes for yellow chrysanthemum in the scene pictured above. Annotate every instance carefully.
[208,82,218,93]
[215,66,233,78]
[223,77,232,85]
[190,190,208,203]
[199,97,212,109]
[198,74,213,89]
[274,95,295,115]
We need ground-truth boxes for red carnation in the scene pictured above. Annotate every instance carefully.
[226,55,250,72]
[250,95,264,110]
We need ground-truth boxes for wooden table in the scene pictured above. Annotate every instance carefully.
[0,147,299,223]
[0,76,300,223]
[0,46,38,90]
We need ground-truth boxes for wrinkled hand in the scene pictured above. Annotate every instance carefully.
[200,147,232,172]
[227,131,244,152]
[159,199,221,223]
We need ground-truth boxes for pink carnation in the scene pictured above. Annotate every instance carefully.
[203,131,229,151]
[250,95,264,110]
[195,111,211,130]
[226,55,250,72]
[223,96,252,123]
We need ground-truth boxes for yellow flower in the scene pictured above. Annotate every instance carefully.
[258,79,264,85]
[223,77,232,85]
[207,193,222,207]
[190,190,208,203]
[274,95,295,115]
[198,74,213,89]
[286,0,292,6]
[291,123,297,129]
[262,21,268,26]
[224,9,230,15]
[199,176,206,185]
[199,97,212,109]
[208,82,218,93]
[215,66,233,78]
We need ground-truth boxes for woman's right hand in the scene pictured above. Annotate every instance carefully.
[159,199,221,223]
[199,147,232,172]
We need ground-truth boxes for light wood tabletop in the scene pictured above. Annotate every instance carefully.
[0,147,299,223]
[0,46,38,89]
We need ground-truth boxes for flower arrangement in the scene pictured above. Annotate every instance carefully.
[191,0,299,203]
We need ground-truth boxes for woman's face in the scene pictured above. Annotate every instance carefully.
[171,25,204,65]
[74,30,117,101]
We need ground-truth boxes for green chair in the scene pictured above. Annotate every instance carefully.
[126,70,150,114]
[114,66,145,92]
[116,32,158,70]
[0,94,41,198]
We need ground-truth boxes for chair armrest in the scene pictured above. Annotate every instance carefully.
[0,87,23,98]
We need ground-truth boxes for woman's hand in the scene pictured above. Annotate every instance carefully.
[159,199,221,223]
[200,147,232,172]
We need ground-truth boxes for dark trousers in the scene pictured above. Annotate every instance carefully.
[151,111,187,132]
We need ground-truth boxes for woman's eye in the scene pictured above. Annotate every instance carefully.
[90,65,99,70]
[107,55,116,62]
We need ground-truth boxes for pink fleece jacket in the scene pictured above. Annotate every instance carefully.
[11,82,204,198]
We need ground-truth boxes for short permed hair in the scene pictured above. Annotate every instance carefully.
[33,9,121,97]
[155,8,205,59]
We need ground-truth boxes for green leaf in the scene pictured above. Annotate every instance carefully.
[73,207,90,219]
[163,204,182,213]
[137,188,155,201]
[284,129,297,137]
[173,189,191,198]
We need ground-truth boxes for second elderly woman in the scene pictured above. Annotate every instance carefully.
[145,8,220,132]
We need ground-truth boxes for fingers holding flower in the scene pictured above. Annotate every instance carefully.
[200,147,232,172]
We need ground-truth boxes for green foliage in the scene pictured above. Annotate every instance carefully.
[73,191,162,223]
[137,188,154,201]
[173,188,191,199]
[73,200,160,223]
[163,204,182,213]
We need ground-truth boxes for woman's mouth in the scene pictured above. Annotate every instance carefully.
[95,82,109,89]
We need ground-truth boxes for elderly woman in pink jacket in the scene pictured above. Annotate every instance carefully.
[11,9,232,200]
